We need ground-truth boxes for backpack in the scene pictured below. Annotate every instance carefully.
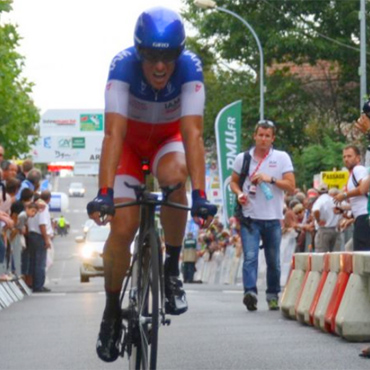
[234,151,252,220]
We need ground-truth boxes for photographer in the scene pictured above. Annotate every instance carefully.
[356,100,370,167]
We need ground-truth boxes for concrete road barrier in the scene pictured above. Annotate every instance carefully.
[335,252,370,341]
[324,253,352,333]
[309,253,330,326]
[281,253,310,319]
[296,253,325,325]
[313,252,341,331]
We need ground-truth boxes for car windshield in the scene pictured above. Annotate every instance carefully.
[70,183,83,189]
[86,226,110,242]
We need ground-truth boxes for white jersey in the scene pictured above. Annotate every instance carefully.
[233,147,294,220]
[347,165,368,218]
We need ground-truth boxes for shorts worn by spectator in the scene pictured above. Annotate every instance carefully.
[230,120,295,311]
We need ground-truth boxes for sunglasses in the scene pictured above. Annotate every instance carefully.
[257,120,275,127]
[138,47,182,63]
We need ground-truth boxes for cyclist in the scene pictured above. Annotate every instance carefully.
[87,6,217,363]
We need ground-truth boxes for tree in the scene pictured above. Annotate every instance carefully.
[181,0,366,186]
[0,0,40,158]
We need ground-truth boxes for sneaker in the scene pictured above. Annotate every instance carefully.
[267,298,280,311]
[96,315,121,362]
[165,276,188,315]
[243,292,258,311]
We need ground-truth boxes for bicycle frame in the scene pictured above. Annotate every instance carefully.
[115,163,189,370]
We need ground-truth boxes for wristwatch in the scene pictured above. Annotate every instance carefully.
[343,192,348,199]
[270,177,277,184]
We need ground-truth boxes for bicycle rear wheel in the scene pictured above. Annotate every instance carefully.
[129,230,160,370]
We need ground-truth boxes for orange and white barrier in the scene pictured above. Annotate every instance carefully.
[280,253,311,319]
[296,253,325,324]
[335,252,370,341]
[282,251,370,343]
[313,252,341,330]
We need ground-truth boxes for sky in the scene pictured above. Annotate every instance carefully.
[3,0,184,114]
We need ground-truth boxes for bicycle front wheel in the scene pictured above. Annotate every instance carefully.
[129,231,160,370]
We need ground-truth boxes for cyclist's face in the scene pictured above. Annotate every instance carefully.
[142,60,175,90]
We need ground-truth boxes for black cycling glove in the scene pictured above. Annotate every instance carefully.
[191,189,217,220]
[87,187,115,217]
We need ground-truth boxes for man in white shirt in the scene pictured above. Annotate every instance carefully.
[312,184,342,252]
[27,195,51,292]
[334,145,370,251]
[230,120,295,311]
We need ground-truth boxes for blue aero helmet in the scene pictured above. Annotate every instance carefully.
[134,7,186,63]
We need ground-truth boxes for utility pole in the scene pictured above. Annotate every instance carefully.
[360,0,367,110]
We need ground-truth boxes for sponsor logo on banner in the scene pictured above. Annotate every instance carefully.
[215,100,242,226]
[72,137,86,149]
[43,137,51,149]
[42,119,76,126]
[58,138,71,148]
[80,114,103,131]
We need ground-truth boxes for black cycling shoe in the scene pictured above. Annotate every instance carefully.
[96,315,121,362]
[165,276,188,315]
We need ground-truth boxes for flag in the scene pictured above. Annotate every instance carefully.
[215,100,242,225]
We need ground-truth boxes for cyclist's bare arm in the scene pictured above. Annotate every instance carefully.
[181,115,214,227]
[89,113,127,225]
[180,115,205,191]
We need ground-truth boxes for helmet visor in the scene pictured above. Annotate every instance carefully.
[137,46,182,63]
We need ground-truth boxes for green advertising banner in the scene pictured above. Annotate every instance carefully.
[215,100,242,225]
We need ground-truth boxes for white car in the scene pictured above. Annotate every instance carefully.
[77,224,110,283]
[68,182,85,197]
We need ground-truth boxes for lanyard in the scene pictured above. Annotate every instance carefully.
[249,151,269,179]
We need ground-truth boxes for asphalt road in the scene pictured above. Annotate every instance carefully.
[0,175,369,370]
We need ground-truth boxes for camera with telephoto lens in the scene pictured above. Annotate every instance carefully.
[362,100,370,118]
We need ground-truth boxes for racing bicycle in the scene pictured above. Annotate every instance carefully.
[115,161,190,370]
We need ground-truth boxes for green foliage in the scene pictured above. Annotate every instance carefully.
[291,135,346,188]
[181,0,367,188]
[0,0,40,158]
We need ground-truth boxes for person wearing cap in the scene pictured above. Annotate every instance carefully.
[230,120,295,312]
[85,7,217,362]
[312,184,342,253]
[333,145,370,251]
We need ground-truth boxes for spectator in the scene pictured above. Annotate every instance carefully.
[16,168,42,201]
[16,159,34,183]
[40,190,55,273]
[0,145,4,165]
[1,160,18,183]
[20,188,34,204]
[182,232,198,283]
[27,196,51,292]
[355,108,370,167]
[230,120,295,311]
[5,177,20,203]
[333,145,370,251]
[312,184,342,252]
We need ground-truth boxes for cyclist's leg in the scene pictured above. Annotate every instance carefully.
[153,143,189,315]
[97,145,142,363]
